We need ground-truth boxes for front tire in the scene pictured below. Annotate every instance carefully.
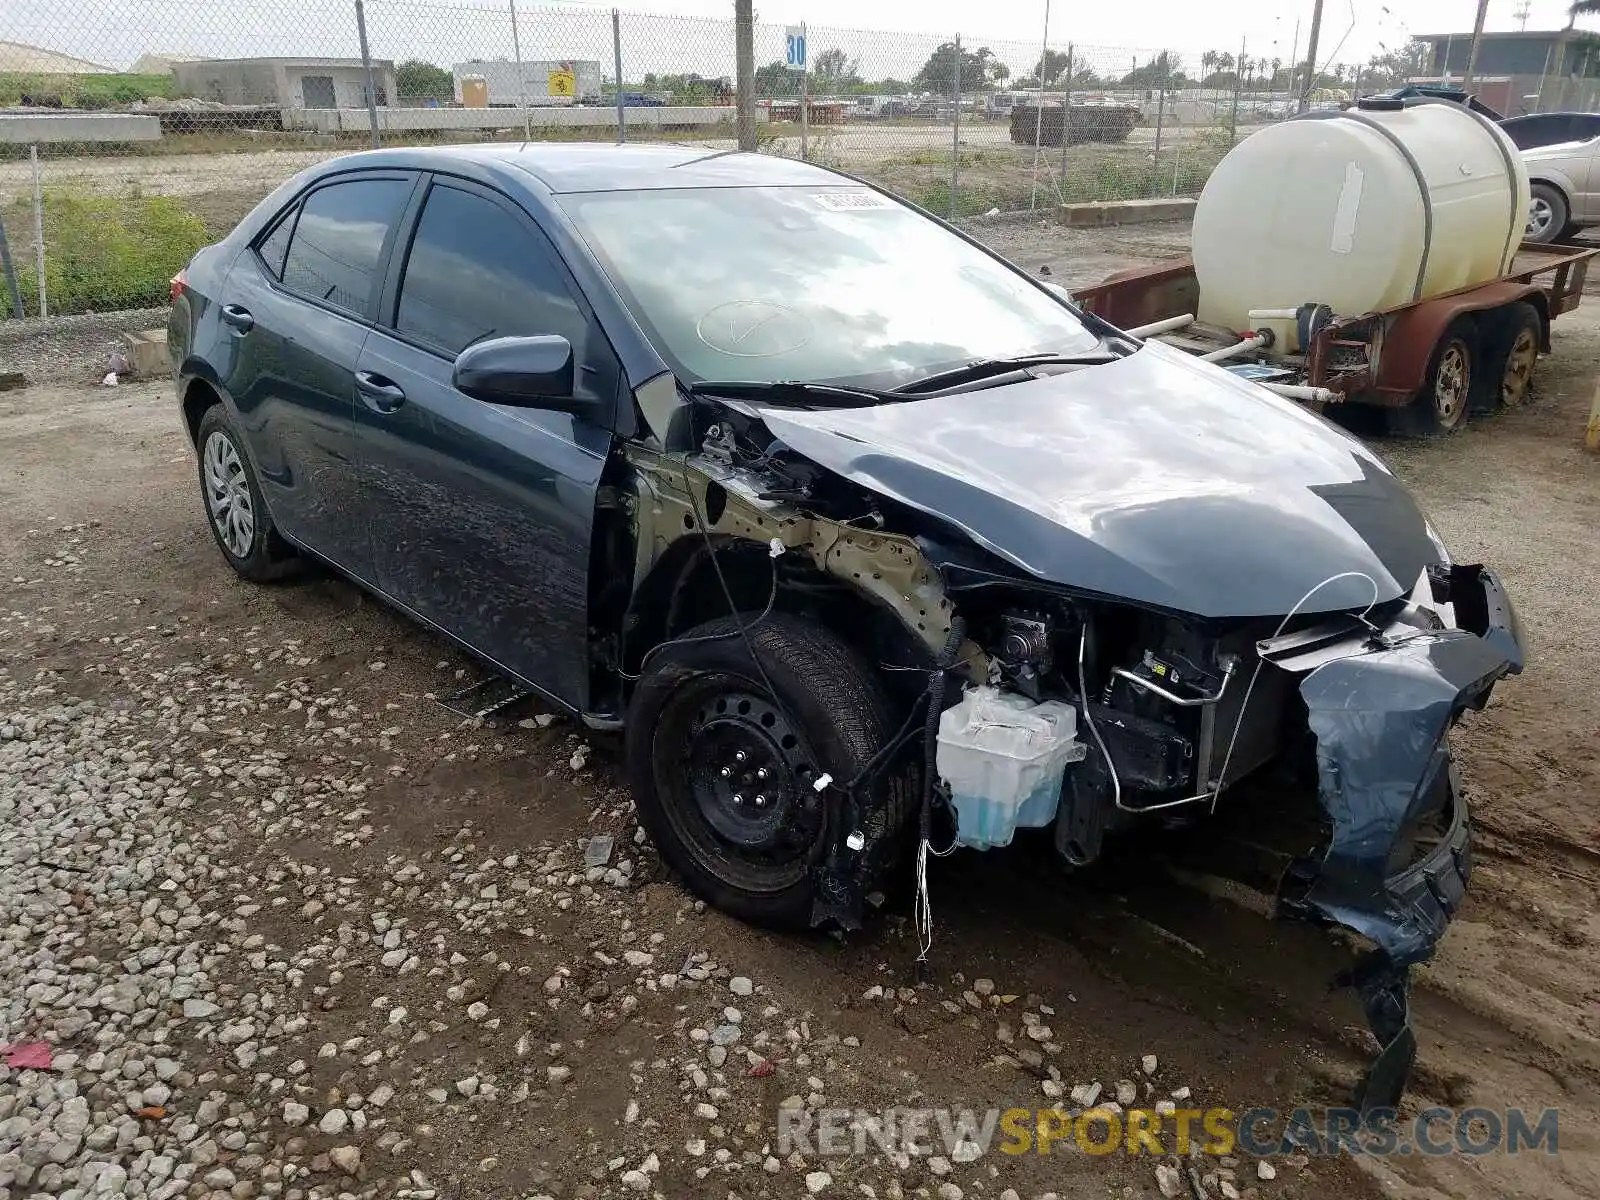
[195,404,300,582]
[625,613,903,929]
[1525,183,1570,245]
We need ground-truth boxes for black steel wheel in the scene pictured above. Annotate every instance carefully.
[626,612,902,928]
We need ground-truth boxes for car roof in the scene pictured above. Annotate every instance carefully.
[316,142,850,193]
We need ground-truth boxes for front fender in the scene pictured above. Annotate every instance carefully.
[1525,167,1578,206]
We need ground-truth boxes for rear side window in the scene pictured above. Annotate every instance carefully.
[280,178,411,315]
[1503,114,1586,150]
[256,207,296,279]
[395,183,586,357]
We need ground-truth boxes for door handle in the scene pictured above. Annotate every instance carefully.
[355,370,406,413]
[220,304,254,333]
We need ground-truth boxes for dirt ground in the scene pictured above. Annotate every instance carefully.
[1,220,1598,1200]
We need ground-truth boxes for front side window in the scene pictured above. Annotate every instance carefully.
[279,177,411,316]
[395,184,587,359]
[559,185,1097,390]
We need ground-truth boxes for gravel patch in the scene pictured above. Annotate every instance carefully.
[0,309,167,383]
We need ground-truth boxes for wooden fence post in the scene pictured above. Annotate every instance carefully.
[1588,378,1600,453]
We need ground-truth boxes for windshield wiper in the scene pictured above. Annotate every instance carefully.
[891,351,1120,395]
[687,379,894,408]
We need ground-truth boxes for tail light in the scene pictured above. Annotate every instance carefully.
[169,269,187,304]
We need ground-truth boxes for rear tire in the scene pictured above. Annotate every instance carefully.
[1526,183,1570,245]
[1388,317,1476,438]
[195,405,301,582]
[625,612,906,929]
[1478,301,1542,410]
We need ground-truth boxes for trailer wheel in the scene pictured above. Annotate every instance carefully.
[1480,302,1542,410]
[1389,317,1477,437]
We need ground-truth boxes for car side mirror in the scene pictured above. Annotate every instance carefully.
[453,335,599,419]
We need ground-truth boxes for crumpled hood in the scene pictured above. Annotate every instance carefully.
[754,342,1440,618]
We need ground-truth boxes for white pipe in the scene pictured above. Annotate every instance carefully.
[1247,307,1300,320]
[1199,332,1268,363]
[1126,313,1195,339]
[1263,383,1342,404]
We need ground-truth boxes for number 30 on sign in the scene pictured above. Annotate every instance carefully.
[785,25,807,72]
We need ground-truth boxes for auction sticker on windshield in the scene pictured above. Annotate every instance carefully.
[813,192,893,211]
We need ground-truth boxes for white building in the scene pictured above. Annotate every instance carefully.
[173,56,397,109]
[453,59,604,105]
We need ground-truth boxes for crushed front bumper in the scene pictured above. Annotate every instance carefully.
[1258,564,1523,1108]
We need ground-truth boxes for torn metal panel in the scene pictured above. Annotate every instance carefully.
[1278,565,1521,964]
[1286,634,1502,963]
[1267,566,1523,1110]
[622,442,988,676]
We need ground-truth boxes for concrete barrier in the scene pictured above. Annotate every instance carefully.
[0,113,162,145]
[122,330,170,378]
[1057,197,1197,227]
[283,105,749,135]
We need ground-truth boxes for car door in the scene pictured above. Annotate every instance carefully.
[1569,129,1600,224]
[219,171,416,576]
[352,176,619,708]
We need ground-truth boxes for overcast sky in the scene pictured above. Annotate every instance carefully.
[563,0,1592,63]
[10,0,1600,78]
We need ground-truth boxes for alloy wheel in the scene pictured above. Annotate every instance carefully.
[1527,197,1555,240]
[202,430,256,559]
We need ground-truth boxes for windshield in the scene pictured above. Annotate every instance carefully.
[558,185,1098,390]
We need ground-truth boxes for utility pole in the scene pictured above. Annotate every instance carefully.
[354,0,381,148]
[1286,19,1300,104]
[735,0,756,151]
[1298,0,1323,113]
[1462,0,1491,91]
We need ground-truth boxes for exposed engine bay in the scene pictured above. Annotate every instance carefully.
[610,387,1525,1111]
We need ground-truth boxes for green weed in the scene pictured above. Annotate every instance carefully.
[0,191,209,318]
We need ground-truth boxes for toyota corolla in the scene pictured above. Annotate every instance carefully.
[169,143,1524,1108]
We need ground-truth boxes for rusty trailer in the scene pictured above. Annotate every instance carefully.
[1070,242,1600,435]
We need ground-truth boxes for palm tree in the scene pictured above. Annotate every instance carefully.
[1571,0,1600,25]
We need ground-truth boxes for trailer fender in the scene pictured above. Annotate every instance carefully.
[1374,282,1549,402]
[1072,260,1200,331]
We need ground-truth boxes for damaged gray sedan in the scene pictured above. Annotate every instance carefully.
[169,144,1525,1109]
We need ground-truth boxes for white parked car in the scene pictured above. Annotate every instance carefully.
[1519,122,1600,243]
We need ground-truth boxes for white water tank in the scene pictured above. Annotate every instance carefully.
[1192,101,1530,339]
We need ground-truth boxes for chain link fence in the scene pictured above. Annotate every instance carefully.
[0,1,1462,319]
